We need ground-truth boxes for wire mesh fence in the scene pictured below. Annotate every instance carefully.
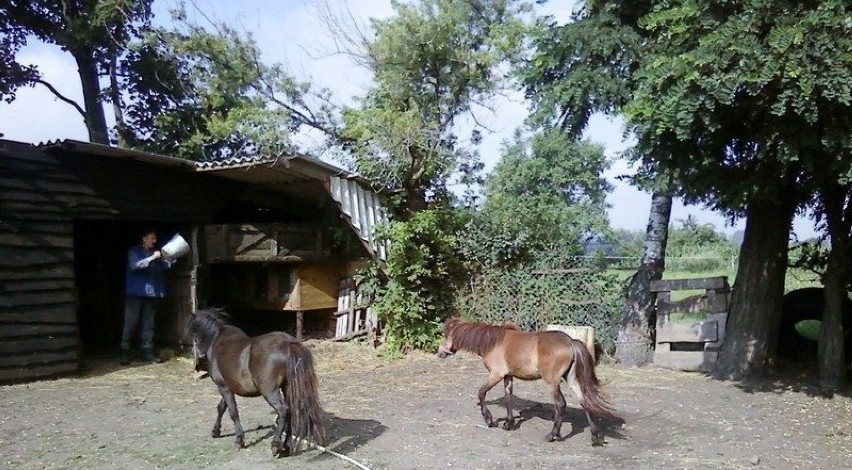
[454,257,624,353]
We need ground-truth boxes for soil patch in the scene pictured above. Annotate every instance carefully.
[2,343,851,469]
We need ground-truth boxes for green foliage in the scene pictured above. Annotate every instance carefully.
[665,216,739,271]
[119,7,335,160]
[455,253,622,353]
[622,0,852,213]
[1,0,155,141]
[522,0,852,215]
[371,209,466,352]
[340,0,532,353]
[0,2,335,159]
[519,4,643,136]
[341,0,529,216]
[459,129,612,268]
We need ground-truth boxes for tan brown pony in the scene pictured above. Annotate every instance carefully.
[188,308,325,457]
[437,318,618,445]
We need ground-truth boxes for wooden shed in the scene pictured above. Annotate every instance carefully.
[0,139,387,383]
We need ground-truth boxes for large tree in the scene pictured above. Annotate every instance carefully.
[519,1,671,366]
[522,0,852,380]
[117,11,336,160]
[340,0,527,218]
[623,0,852,382]
[335,0,528,351]
[1,2,334,158]
[460,129,611,268]
[0,0,154,144]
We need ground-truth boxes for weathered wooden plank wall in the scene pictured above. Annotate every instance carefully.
[0,142,84,382]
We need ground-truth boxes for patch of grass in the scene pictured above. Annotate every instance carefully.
[667,312,710,323]
[794,320,822,341]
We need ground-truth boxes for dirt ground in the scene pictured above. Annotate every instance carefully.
[2,342,852,470]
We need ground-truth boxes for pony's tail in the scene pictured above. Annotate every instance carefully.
[283,342,326,448]
[567,339,619,422]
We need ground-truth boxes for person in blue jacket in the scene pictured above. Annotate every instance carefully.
[120,230,174,365]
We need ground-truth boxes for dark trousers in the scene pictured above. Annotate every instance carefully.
[121,296,158,350]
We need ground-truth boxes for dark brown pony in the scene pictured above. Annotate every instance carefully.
[187,308,325,457]
[437,318,618,445]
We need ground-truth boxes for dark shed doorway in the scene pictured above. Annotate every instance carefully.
[74,220,191,354]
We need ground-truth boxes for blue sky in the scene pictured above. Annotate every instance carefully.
[0,0,819,239]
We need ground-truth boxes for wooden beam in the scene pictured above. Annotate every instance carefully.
[296,310,304,341]
[333,329,368,342]
[650,276,730,293]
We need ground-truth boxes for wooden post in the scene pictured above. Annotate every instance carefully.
[347,303,356,335]
[296,311,304,341]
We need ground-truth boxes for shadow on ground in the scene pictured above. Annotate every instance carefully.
[306,412,387,464]
[483,395,626,443]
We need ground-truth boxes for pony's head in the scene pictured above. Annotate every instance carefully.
[187,308,231,375]
[437,318,463,358]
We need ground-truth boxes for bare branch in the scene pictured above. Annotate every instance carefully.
[309,0,374,68]
[33,79,86,117]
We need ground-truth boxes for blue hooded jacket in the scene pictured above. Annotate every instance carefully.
[125,245,173,298]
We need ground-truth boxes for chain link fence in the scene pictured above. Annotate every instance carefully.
[454,257,624,353]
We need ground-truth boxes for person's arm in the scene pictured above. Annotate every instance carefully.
[128,249,162,270]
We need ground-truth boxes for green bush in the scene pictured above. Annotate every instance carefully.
[370,209,466,353]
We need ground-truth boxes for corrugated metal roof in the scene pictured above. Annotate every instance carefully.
[39,139,196,168]
[330,175,390,261]
[195,155,279,169]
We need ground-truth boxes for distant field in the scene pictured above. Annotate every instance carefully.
[606,267,822,302]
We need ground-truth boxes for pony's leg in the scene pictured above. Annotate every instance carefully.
[502,376,515,431]
[218,387,246,449]
[477,372,503,427]
[211,397,226,438]
[566,372,604,445]
[545,382,568,442]
[263,390,291,458]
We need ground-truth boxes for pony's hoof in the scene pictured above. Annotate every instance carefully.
[545,432,560,442]
[591,433,606,447]
[211,429,221,438]
[487,420,498,428]
[502,420,515,431]
[235,438,245,449]
[271,441,290,458]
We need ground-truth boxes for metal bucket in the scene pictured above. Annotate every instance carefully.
[161,234,190,262]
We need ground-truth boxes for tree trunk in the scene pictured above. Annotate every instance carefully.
[616,190,672,366]
[109,55,128,148]
[819,186,849,389]
[714,191,794,380]
[72,48,109,145]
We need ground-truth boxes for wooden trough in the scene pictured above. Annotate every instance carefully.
[546,324,595,357]
[652,276,730,371]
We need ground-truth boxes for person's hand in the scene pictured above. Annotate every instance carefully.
[150,250,162,261]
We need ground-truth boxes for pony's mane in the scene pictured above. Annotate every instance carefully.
[188,308,233,350]
[444,318,517,356]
